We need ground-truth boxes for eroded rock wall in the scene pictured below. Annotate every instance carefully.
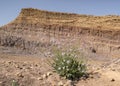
[0,8,120,58]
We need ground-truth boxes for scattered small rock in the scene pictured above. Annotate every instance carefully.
[38,77,43,80]
[111,69,116,71]
[7,61,12,64]
[89,74,94,79]
[47,72,52,76]
[15,65,19,68]
[15,65,23,70]
[42,74,47,79]
[58,81,64,86]
[35,64,38,67]
[16,72,24,78]
[19,67,23,70]
[111,78,115,82]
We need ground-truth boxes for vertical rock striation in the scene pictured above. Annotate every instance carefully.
[0,8,120,58]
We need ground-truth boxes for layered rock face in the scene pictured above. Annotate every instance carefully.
[0,8,120,58]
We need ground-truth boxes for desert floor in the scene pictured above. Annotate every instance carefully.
[0,52,120,86]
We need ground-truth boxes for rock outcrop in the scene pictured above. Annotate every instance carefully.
[0,8,120,58]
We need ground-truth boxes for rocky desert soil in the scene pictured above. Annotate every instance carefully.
[0,51,120,86]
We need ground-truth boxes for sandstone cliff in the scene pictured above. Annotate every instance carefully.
[0,8,120,58]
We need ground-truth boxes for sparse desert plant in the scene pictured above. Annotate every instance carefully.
[52,50,87,80]
[11,80,19,86]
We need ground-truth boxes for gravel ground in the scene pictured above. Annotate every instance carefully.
[0,53,120,86]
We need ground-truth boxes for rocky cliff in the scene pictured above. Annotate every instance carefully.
[0,8,120,58]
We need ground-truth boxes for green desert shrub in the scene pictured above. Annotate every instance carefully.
[52,51,86,80]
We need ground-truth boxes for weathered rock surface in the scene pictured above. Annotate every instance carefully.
[0,8,120,58]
